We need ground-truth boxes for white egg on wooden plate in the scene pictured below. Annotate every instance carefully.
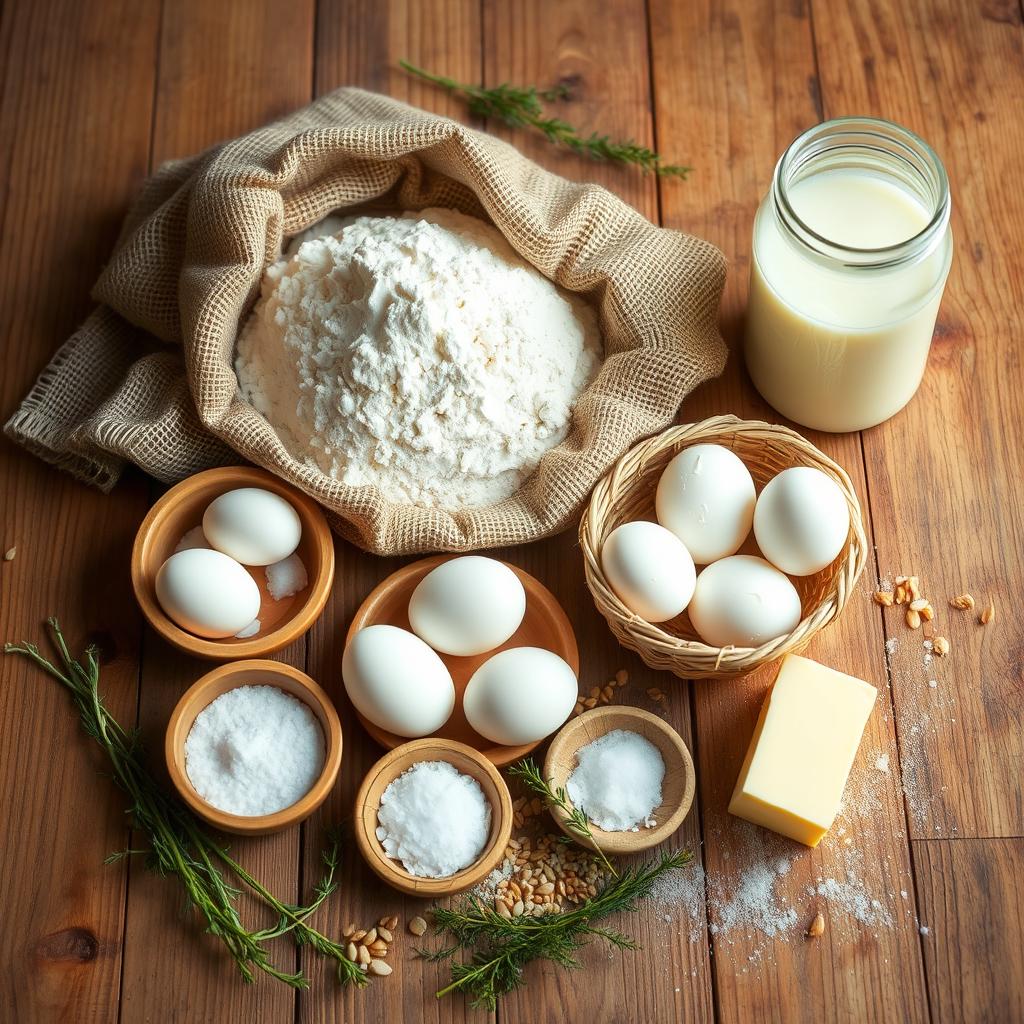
[203,487,302,566]
[408,556,526,657]
[463,647,577,746]
[155,548,262,639]
[753,467,851,576]
[687,555,802,648]
[342,624,455,738]
[656,443,756,564]
[600,521,696,622]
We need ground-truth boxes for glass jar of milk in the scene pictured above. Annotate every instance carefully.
[745,117,952,433]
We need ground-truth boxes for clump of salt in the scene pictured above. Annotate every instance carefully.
[376,760,491,878]
[566,729,664,831]
[266,552,308,600]
[184,684,325,816]
[175,525,210,553]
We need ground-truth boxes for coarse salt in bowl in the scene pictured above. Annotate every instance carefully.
[354,738,513,897]
[374,760,491,878]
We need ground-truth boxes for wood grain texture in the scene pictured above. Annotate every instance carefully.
[912,837,1024,1023]
[483,0,660,215]
[117,2,314,1021]
[1,0,1022,1021]
[0,0,158,1020]
[810,0,1024,842]
[649,0,929,1020]
[483,3,711,1020]
[303,5,486,1023]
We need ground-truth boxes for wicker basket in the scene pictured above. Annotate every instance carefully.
[580,415,867,680]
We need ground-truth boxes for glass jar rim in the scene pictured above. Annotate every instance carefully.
[771,116,951,270]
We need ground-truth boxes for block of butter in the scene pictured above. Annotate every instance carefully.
[729,654,877,847]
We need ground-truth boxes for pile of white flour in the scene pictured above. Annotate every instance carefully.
[235,208,602,508]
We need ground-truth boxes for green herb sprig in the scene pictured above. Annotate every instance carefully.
[5,619,365,990]
[507,758,617,877]
[422,849,691,1009]
[399,60,690,179]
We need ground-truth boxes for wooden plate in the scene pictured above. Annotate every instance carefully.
[543,705,695,855]
[353,737,513,897]
[346,554,579,767]
[132,466,334,659]
[165,660,343,836]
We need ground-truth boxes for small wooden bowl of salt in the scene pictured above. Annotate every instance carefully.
[544,705,695,855]
[166,660,343,835]
[354,738,513,897]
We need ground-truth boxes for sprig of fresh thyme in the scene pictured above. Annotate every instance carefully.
[422,848,691,1009]
[399,60,690,179]
[5,619,365,990]
[507,757,617,877]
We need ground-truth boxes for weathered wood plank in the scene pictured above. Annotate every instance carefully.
[809,0,1024,841]
[483,0,662,212]
[482,3,714,1021]
[303,4,486,1022]
[649,0,930,1020]
[117,2,315,1022]
[0,0,159,1020]
[912,837,1024,1022]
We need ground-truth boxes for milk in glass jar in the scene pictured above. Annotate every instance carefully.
[745,117,952,433]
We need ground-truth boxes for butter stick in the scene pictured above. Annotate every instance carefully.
[729,654,877,847]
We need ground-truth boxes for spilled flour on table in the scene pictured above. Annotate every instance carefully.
[651,861,707,942]
[651,747,919,971]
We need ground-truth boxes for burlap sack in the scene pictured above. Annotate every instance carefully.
[6,88,727,555]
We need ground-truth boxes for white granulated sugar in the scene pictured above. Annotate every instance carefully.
[235,208,603,508]
[885,636,899,657]
[265,552,308,600]
[875,753,891,773]
[566,729,665,831]
[175,526,209,553]
[185,685,325,816]
[375,760,491,878]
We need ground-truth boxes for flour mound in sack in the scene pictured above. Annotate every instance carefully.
[235,208,603,508]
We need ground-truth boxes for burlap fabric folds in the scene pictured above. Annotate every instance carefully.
[6,88,727,554]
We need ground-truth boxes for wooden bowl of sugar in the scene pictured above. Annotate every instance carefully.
[354,737,513,897]
[165,660,343,835]
[544,705,695,855]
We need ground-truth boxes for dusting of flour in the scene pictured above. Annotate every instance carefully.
[235,208,602,508]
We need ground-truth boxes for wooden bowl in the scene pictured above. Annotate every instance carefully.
[543,706,695,855]
[353,738,513,897]
[132,466,334,659]
[580,415,867,679]
[346,555,578,767]
[165,660,342,835]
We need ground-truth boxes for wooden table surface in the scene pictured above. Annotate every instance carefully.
[2,1,1022,1022]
